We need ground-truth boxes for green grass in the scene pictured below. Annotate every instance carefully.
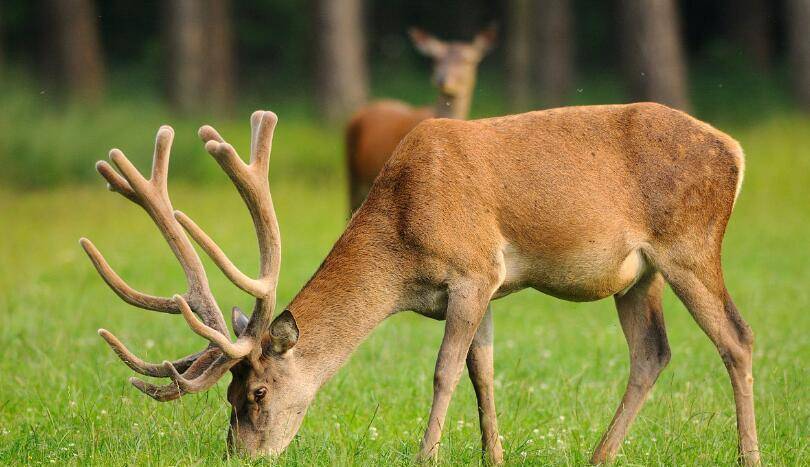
[1,109,809,464]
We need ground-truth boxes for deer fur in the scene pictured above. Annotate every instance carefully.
[274,103,757,464]
[89,103,758,465]
[345,26,496,212]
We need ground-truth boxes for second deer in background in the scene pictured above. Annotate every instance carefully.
[345,26,497,213]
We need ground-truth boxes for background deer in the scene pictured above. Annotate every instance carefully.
[345,25,496,212]
[85,103,758,465]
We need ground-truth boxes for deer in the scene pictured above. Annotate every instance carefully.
[82,103,759,465]
[345,25,497,213]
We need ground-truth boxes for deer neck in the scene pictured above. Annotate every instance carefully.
[434,91,472,119]
[286,218,405,386]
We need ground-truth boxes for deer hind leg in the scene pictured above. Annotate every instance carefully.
[418,277,496,463]
[662,260,759,466]
[466,305,504,465]
[591,271,671,464]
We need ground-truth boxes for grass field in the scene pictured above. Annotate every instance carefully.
[0,111,808,465]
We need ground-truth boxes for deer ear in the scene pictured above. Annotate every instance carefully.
[268,310,299,354]
[472,23,498,55]
[231,306,249,337]
[409,27,446,57]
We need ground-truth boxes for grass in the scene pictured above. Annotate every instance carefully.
[0,94,808,463]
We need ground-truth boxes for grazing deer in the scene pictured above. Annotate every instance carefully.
[345,25,496,212]
[83,103,759,465]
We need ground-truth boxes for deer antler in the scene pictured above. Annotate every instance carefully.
[82,111,282,401]
[177,111,281,340]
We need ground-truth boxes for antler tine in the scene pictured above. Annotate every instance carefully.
[174,212,268,297]
[129,377,183,402]
[250,110,278,168]
[175,295,253,359]
[198,124,225,144]
[162,354,239,394]
[80,238,180,313]
[98,329,204,377]
[109,149,151,194]
[150,126,174,189]
[96,161,138,203]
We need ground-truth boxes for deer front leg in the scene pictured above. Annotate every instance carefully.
[418,280,493,462]
[466,305,504,465]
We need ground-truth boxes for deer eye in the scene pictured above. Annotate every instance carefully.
[253,387,267,402]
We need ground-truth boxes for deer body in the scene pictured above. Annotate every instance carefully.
[287,102,756,464]
[86,103,758,465]
[346,27,496,212]
[364,102,741,305]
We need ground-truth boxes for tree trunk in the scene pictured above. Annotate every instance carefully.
[0,6,4,75]
[535,0,574,108]
[47,0,105,102]
[725,0,771,69]
[165,0,206,113]
[313,0,369,123]
[618,0,690,110]
[205,0,236,113]
[787,0,810,111]
[506,0,532,112]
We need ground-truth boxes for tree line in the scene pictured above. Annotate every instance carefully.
[2,0,808,120]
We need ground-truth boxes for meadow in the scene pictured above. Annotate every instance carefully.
[0,75,808,464]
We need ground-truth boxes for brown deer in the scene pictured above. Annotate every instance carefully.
[83,104,759,465]
[345,25,497,212]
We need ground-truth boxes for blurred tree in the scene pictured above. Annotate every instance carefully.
[724,0,771,69]
[47,0,105,102]
[787,0,810,111]
[506,0,532,111]
[535,0,573,108]
[165,0,206,113]
[0,6,4,73]
[618,0,690,110]
[313,0,369,122]
[165,0,236,114]
[205,0,236,113]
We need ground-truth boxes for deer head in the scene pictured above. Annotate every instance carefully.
[408,25,497,105]
[81,111,311,456]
